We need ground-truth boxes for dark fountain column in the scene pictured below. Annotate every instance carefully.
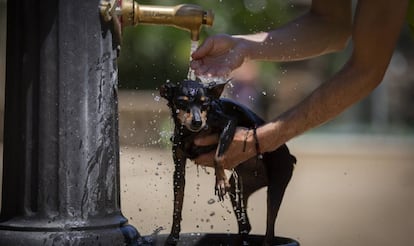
[0,0,139,245]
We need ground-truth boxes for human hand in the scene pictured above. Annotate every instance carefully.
[192,127,258,170]
[190,34,248,77]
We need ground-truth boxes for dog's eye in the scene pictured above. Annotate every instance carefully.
[199,96,209,103]
[175,96,189,109]
[178,96,189,101]
[200,96,211,109]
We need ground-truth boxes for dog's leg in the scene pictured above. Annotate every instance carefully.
[214,119,237,200]
[263,147,295,245]
[166,147,187,245]
[214,158,229,201]
[216,118,237,157]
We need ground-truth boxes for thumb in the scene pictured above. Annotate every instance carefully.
[191,37,214,60]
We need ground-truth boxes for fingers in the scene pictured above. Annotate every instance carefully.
[190,52,232,77]
[191,61,232,78]
[192,134,218,167]
[190,61,209,76]
[193,152,215,168]
[191,63,231,78]
[191,36,215,60]
[194,134,219,146]
[205,66,232,78]
[192,128,251,169]
[190,34,236,78]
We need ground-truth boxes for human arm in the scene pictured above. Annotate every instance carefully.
[191,0,352,77]
[257,0,408,154]
[193,0,408,169]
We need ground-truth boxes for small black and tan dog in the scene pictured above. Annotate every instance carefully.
[160,79,296,245]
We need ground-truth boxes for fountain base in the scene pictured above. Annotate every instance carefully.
[0,224,138,246]
[138,233,299,246]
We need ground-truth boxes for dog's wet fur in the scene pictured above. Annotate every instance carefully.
[160,79,296,245]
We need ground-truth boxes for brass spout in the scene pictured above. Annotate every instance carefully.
[119,0,214,41]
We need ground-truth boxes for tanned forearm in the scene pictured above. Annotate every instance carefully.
[191,0,408,170]
[236,0,352,62]
[258,59,383,152]
[257,0,409,153]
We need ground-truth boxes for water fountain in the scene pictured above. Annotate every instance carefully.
[0,0,299,245]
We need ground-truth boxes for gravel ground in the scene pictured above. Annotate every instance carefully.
[119,134,414,246]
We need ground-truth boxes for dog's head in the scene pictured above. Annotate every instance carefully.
[160,79,227,132]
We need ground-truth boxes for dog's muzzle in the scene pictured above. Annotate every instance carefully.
[189,107,205,132]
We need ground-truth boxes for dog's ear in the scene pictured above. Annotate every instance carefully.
[159,83,175,100]
[206,79,230,98]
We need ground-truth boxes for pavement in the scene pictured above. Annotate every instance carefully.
[120,134,414,246]
[1,134,414,246]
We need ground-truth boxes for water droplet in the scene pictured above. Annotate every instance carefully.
[207,198,216,205]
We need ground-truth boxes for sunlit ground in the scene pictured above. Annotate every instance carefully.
[0,133,413,246]
[118,134,414,246]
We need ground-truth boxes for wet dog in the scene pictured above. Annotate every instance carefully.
[160,79,296,245]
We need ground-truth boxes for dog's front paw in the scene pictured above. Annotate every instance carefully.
[214,163,229,201]
[165,234,179,246]
[215,179,230,201]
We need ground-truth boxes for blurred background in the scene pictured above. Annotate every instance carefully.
[1,0,413,245]
[117,0,414,135]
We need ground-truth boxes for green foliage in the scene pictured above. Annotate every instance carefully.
[117,0,297,89]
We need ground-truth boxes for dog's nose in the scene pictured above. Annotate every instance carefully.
[191,107,203,128]
[192,118,202,128]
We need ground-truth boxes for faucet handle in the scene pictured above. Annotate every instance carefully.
[100,0,122,56]
[99,0,119,22]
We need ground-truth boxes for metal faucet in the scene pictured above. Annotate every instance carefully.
[100,0,214,41]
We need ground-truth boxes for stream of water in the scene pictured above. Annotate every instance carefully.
[187,40,198,81]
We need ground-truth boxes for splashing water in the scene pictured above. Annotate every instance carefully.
[137,226,166,245]
[187,40,228,84]
[231,170,248,227]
